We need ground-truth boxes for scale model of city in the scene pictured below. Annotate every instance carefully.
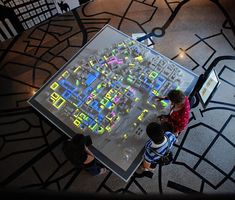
[34,37,195,170]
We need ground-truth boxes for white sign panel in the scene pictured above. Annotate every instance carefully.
[199,69,220,105]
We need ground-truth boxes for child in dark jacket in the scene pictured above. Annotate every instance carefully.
[63,134,106,176]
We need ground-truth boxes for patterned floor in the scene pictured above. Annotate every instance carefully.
[0,0,234,195]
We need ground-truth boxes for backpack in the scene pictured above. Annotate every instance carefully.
[148,137,173,166]
[157,151,173,166]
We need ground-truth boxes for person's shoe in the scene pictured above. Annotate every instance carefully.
[175,133,179,143]
[149,167,156,172]
[98,168,107,175]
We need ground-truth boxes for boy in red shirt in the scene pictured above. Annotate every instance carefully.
[156,90,190,136]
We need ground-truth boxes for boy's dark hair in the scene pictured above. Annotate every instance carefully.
[167,89,185,104]
[71,134,92,147]
[71,134,85,146]
[146,122,164,144]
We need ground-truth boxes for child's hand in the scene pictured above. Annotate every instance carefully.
[157,115,169,122]
[155,96,166,101]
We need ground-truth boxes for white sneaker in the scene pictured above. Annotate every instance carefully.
[98,168,107,175]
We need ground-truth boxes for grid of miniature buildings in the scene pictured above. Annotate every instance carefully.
[35,38,194,135]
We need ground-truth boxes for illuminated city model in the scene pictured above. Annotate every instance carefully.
[30,25,197,177]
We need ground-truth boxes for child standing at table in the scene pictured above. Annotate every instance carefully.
[156,89,190,137]
[63,134,107,176]
[143,122,176,170]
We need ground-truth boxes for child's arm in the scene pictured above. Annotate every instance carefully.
[155,95,168,101]
[83,154,94,164]
[85,146,94,156]
[84,146,95,164]
[143,160,151,170]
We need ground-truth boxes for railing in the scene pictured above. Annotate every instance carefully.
[0,18,18,41]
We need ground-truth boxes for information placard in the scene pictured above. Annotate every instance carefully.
[198,69,220,108]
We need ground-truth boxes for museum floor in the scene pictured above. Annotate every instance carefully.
[0,0,234,196]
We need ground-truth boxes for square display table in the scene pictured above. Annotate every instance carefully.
[29,24,198,182]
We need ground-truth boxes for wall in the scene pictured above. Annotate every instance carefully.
[0,0,91,42]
